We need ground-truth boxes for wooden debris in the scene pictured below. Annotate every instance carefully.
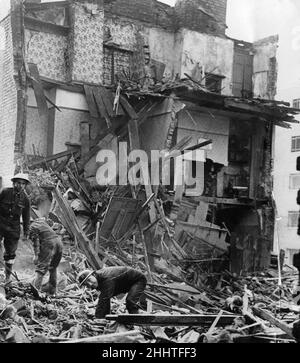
[64,330,143,343]
[106,314,240,326]
[252,307,295,339]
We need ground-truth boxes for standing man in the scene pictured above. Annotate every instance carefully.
[29,195,63,296]
[0,173,31,282]
[78,267,147,319]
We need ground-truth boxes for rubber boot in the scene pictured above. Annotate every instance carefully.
[48,268,57,296]
[33,272,44,291]
[5,263,13,284]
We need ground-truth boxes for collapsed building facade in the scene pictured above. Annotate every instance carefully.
[0,0,299,275]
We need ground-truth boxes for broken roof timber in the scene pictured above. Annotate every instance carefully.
[24,16,69,36]
[172,88,300,126]
[27,73,299,127]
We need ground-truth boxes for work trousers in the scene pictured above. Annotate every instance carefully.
[36,238,63,276]
[0,224,20,263]
[95,275,147,319]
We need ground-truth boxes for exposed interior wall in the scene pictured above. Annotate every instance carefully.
[177,108,230,166]
[147,27,177,79]
[25,87,54,157]
[253,35,279,100]
[0,15,18,187]
[69,1,104,84]
[52,88,95,154]
[140,98,178,154]
[25,29,69,82]
[178,29,234,95]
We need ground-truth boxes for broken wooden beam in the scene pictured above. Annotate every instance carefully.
[64,330,142,343]
[28,63,49,123]
[106,314,240,327]
[84,85,99,118]
[53,187,102,270]
[252,307,295,339]
[28,149,80,168]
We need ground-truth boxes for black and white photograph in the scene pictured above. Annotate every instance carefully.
[0,0,300,350]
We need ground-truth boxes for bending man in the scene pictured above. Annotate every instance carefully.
[78,267,147,319]
[29,196,63,295]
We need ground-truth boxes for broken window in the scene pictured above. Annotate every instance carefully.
[293,99,300,109]
[205,73,223,93]
[289,174,300,189]
[288,211,299,228]
[291,136,300,152]
[103,46,132,86]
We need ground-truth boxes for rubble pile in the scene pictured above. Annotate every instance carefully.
[0,165,299,343]
[0,251,299,343]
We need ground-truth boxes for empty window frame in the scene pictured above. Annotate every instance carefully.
[290,174,300,189]
[288,211,299,228]
[293,99,300,109]
[291,136,300,152]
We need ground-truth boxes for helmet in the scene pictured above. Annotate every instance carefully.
[11,173,30,184]
[78,269,95,286]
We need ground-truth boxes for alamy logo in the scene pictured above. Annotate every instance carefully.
[95,142,205,196]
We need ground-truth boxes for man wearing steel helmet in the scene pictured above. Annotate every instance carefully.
[78,267,147,319]
[0,173,31,282]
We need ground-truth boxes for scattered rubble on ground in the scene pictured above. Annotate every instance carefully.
[0,163,299,343]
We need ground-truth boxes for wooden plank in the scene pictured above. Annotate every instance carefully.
[99,197,140,242]
[47,107,56,156]
[24,16,69,36]
[194,202,209,223]
[127,119,156,224]
[120,96,138,119]
[80,122,90,158]
[99,87,114,117]
[106,314,240,327]
[93,86,111,127]
[28,63,49,123]
[53,188,102,270]
[84,85,98,118]
[28,149,79,168]
[64,330,141,344]
[252,307,295,339]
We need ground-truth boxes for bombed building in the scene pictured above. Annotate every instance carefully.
[0,0,300,344]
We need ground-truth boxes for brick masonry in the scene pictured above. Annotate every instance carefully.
[104,0,175,30]
[174,0,227,35]
[0,15,18,187]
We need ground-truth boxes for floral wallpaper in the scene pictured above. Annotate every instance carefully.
[25,29,68,82]
[69,3,104,84]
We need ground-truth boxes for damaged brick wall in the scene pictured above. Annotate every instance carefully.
[104,0,175,30]
[0,15,18,187]
[174,0,227,36]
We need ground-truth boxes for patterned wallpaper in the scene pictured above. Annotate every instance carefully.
[25,29,69,82]
[69,3,104,84]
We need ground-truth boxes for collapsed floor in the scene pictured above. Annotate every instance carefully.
[0,166,300,344]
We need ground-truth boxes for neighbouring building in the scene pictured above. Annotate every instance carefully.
[274,87,300,265]
[0,0,298,273]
